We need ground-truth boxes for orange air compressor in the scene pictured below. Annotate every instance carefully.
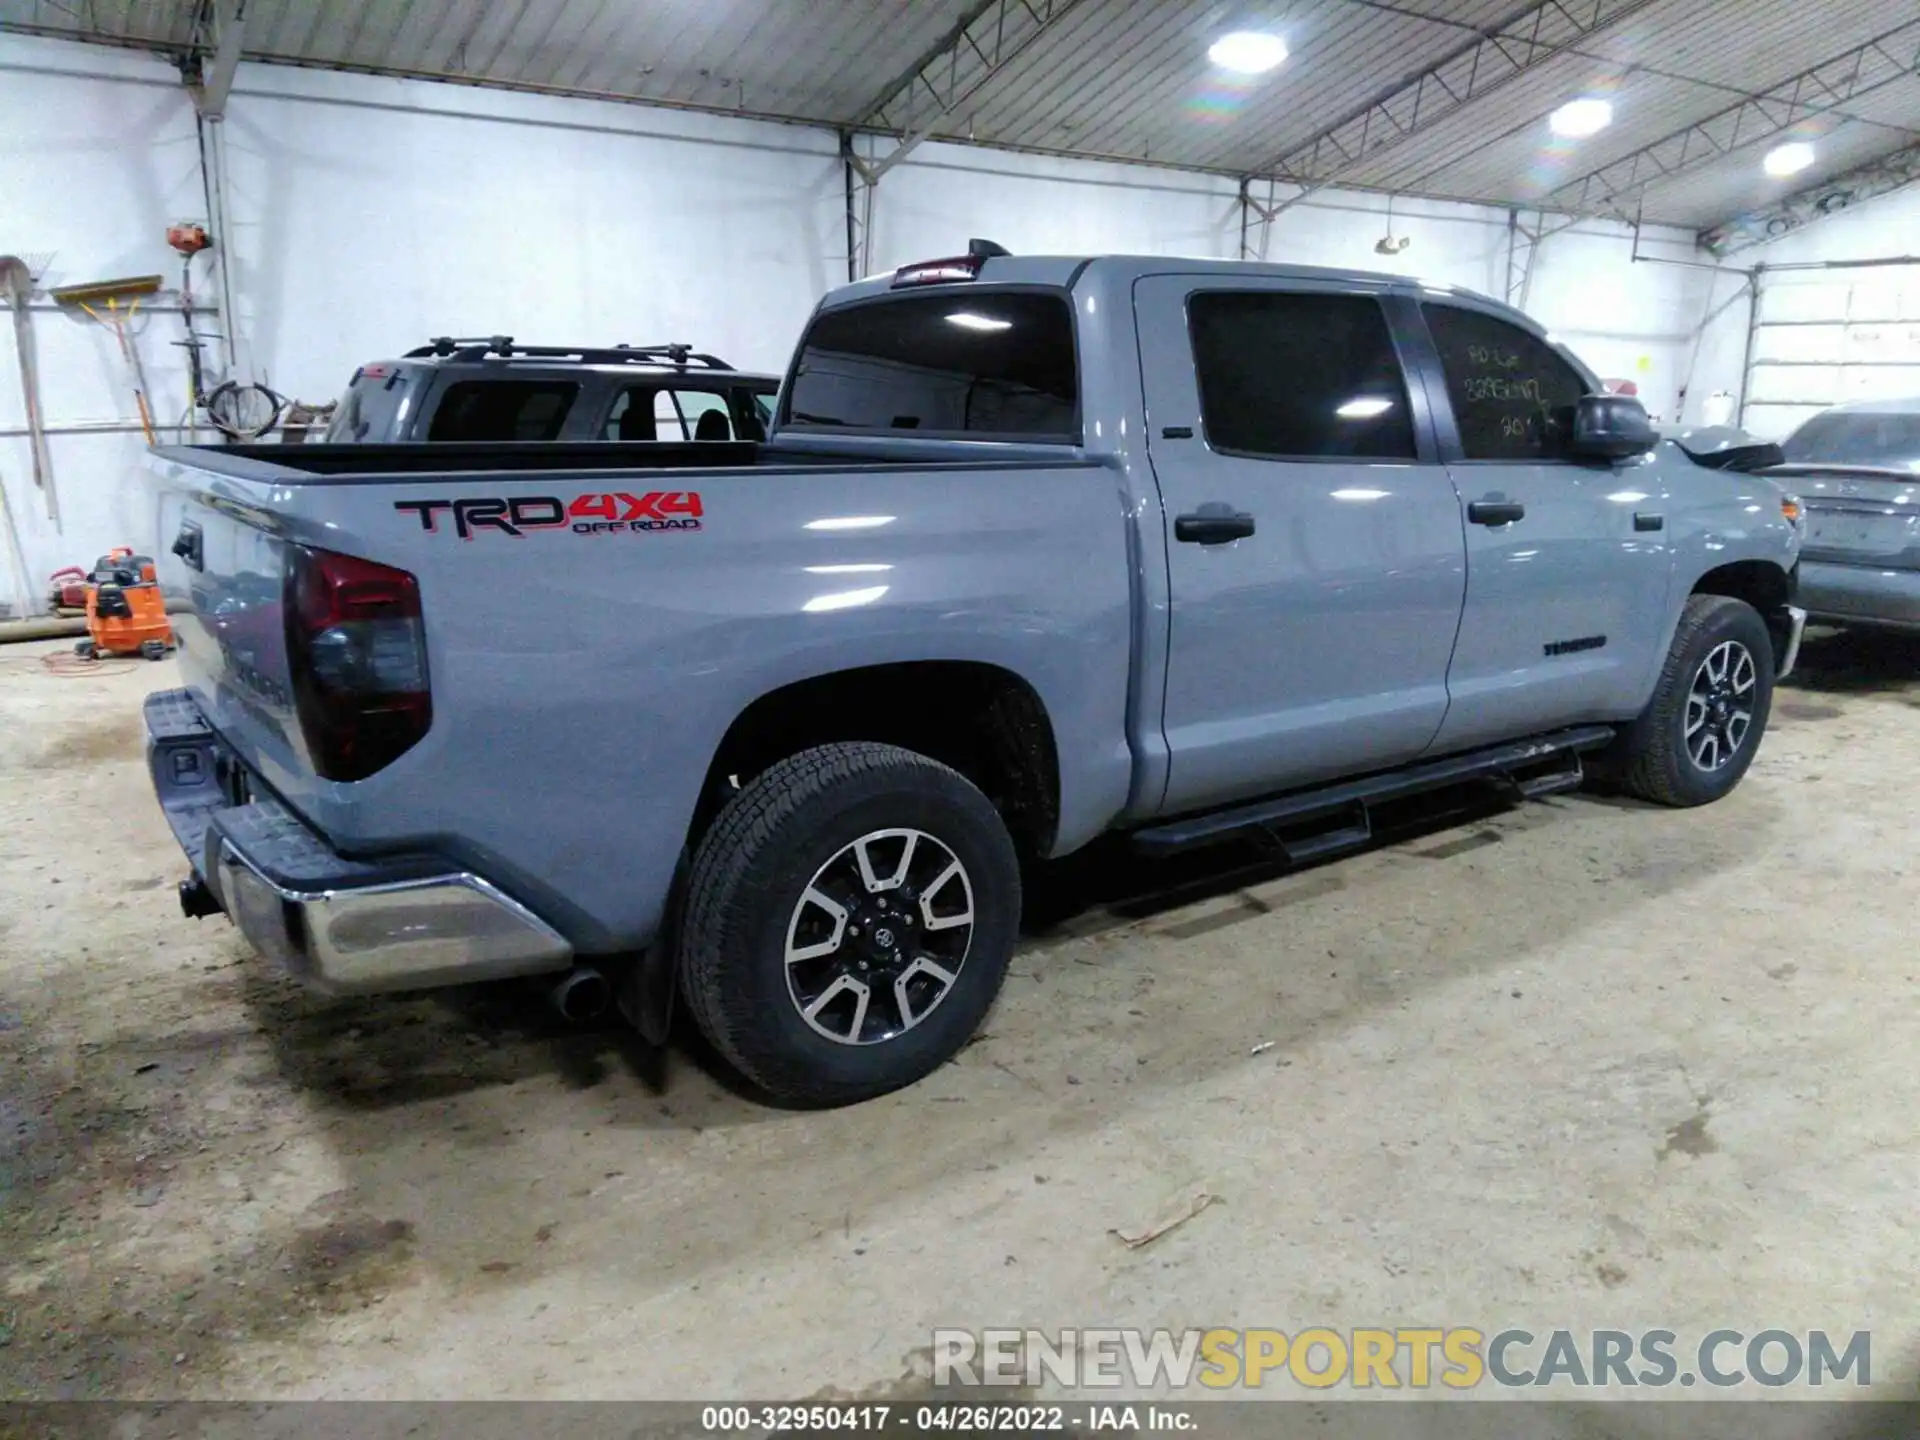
[76,547,174,661]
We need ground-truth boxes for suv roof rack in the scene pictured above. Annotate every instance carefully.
[402,337,736,370]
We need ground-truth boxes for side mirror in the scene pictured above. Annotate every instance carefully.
[1569,394,1657,460]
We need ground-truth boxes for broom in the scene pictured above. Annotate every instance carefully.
[51,274,165,446]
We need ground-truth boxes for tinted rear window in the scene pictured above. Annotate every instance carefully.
[1782,410,1920,469]
[1189,292,1416,460]
[783,291,1077,441]
[427,380,578,442]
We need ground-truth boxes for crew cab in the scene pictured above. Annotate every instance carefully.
[325,338,780,444]
[143,247,1806,1106]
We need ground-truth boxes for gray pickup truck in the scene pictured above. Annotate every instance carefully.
[143,247,1806,1106]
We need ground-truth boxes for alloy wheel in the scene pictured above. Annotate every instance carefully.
[783,828,975,1045]
[1684,639,1757,772]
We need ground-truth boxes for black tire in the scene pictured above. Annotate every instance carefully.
[1606,594,1775,806]
[678,742,1020,1106]
[73,639,96,660]
[140,640,168,661]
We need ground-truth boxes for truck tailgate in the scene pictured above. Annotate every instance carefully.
[1784,464,1920,570]
[149,450,313,805]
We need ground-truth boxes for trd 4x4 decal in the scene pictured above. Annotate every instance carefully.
[395,492,703,539]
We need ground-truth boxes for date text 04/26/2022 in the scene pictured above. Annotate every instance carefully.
[699,1403,1193,1432]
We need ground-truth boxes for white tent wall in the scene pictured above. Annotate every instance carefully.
[218,63,848,399]
[0,37,203,619]
[881,143,1712,421]
[2,29,1712,615]
[1687,184,1920,440]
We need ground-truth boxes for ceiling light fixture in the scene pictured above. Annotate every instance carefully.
[1764,141,1815,178]
[1335,397,1394,419]
[946,311,1012,331]
[1548,97,1613,138]
[1207,31,1288,75]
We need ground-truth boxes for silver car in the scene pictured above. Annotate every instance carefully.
[1775,398,1920,632]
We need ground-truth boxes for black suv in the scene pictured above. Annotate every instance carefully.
[324,338,780,445]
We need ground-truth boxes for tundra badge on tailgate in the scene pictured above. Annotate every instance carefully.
[393,491,704,539]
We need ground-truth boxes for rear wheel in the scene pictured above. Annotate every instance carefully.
[679,742,1020,1106]
[73,639,96,660]
[1606,594,1775,806]
[140,639,168,661]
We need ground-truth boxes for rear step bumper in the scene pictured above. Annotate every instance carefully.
[1132,724,1616,858]
[145,689,572,995]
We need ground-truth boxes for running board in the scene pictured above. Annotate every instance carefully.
[1132,725,1615,858]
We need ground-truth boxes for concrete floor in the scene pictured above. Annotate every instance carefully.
[2,629,1917,1405]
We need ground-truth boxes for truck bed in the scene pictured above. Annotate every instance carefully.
[142,438,1139,957]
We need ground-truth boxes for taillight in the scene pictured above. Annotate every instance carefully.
[285,545,430,781]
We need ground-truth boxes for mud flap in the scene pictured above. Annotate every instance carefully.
[618,852,691,1047]
[617,937,676,1047]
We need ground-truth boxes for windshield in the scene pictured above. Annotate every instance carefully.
[1781,409,1920,470]
[781,290,1078,442]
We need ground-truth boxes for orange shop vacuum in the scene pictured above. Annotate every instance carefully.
[75,547,174,661]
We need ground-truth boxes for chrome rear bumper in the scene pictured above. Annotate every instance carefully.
[211,842,572,995]
[147,688,572,996]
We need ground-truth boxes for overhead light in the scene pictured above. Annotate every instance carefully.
[1764,141,1815,178]
[1335,397,1394,419]
[946,311,1012,331]
[1207,31,1288,75]
[1549,98,1612,139]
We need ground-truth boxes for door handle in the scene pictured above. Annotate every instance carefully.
[1634,511,1664,532]
[1467,500,1525,526]
[1175,506,1256,545]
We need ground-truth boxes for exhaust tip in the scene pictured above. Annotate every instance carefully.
[549,966,611,1025]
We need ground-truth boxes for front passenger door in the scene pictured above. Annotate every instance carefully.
[1418,304,1674,752]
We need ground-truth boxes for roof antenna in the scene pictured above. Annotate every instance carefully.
[967,238,1011,258]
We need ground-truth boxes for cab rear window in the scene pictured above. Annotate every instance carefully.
[326,366,411,443]
[782,291,1077,442]
[427,380,578,442]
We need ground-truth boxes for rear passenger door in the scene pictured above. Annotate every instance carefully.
[1135,277,1468,814]
[1414,303,1674,752]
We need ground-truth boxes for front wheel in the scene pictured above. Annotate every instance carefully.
[678,742,1021,1106]
[1605,594,1776,806]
